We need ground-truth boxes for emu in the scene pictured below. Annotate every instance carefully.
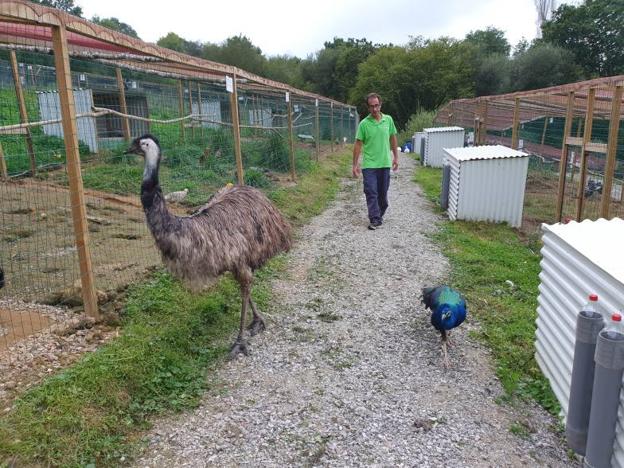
[126,134,291,357]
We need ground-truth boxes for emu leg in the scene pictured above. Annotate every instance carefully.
[229,281,251,359]
[247,298,266,336]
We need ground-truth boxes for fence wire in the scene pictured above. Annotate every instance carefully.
[0,9,356,354]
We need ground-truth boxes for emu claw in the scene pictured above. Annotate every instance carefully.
[229,339,250,359]
[247,318,266,336]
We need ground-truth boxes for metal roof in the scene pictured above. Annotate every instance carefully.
[542,217,624,285]
[423,126,464,133]
[444,144,528,161]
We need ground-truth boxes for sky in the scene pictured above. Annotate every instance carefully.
[76,0,579,58]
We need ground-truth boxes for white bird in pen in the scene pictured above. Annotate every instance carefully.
[164,188,189,203]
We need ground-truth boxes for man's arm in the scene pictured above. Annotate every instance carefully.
[390,134,399,171]
[352,139,363,178]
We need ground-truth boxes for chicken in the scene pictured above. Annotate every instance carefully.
[164,188,189,203]
[421,285,467,367]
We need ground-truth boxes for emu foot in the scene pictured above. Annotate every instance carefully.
[229,339,250,359]
[247,317,266,336]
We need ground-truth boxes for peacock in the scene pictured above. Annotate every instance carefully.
[421,285,467,367]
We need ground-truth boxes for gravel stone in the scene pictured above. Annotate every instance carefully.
[135,155,576,467]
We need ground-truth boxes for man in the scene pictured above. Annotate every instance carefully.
[352,93,399,230]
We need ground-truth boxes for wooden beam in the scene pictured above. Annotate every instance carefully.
[9,50,36,175]
[187,80,195,139]
[51,25,98,319]
[585,142,608,154]
[287,93,296,181]
[177,80,185,142]
[228,75,244,185]
[330,102,334,153]
[196,82,203,139]
[556,92,575,221]
[115,67,131,142]
[601,85,623,218]
[576,87,596,222]
[480,100,488,145]
[540,116,548,145]
[315,99,320,161]
[565,136,584,147]
[511,97,520,149]
[0,142,8,181]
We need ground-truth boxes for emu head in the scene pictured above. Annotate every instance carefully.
[126,134,161,176]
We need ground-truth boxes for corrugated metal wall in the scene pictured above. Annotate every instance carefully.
[412,131,425,156]
[536,218,624,468]
[443,146,528,227]
[423,127,464,167]
[37,89,98,152]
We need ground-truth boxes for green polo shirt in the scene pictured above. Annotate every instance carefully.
[355,113,397,169]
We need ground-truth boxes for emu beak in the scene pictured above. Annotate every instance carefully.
[124,140,142,156]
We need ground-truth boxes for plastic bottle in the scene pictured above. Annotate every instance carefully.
[602,312,622,340]
[566,293,605,455]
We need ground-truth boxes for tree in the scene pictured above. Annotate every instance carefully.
[534,0,556,37]
[509,43,582,91]
[474,54,510,96]
[464,27,511,57]
[28,0,82,16]
[91,16,139,38]
[215,35,266,76]
[265,55,305,88]
[542,0,624,76]
[156,33,202,57]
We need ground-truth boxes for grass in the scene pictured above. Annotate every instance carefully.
[0,149,352,467]
[414,165,560,415]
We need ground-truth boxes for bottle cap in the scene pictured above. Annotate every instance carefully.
[612,313,622,322]
[589,294,598,302]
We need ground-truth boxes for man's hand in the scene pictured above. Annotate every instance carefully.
[392,155,399,172]
[352,162,361,178]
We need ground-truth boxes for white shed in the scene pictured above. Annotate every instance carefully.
[412,131,426,156]
[444,145,528,227]
[535,218,624,468]
[423,126,464,167]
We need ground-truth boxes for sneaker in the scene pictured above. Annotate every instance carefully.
[368,220,382,230]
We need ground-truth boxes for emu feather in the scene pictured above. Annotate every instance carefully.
[126,134,291,357]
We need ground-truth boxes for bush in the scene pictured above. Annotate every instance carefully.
[398,109,436,145]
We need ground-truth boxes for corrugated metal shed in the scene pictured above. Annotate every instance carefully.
[536,218,624,468]
[444,145,528,227]
[38,89,98,152]
[423,126,464,167]
[412,131,425,156]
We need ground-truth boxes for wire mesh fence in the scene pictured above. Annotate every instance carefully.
[0,2,357,352]
[435,76,624,240]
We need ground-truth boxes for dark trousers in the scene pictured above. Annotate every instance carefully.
[362,168,391,223]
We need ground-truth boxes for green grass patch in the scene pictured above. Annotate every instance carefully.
[414,166,560,415]
[0,148,353,467]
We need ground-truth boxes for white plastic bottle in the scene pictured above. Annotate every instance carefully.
[580,293,601,320]
[602,312,623,340]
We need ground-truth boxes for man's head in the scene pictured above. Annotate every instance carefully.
[366,93,382,118]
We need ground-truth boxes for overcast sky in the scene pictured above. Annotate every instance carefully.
[76,0,579,58]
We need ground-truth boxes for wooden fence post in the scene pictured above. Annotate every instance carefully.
[9,50,36,175]
[600,85,623,218]
[0,142,8,181]
[178,80,185,142]
[330,102,334,153]
[228,74,244,185]
[556,91,575,221]
[196,82,203,139]
[51,24,99,319]
[187,80,195,139]
[480,100,488,145]
[115,67,131,142]
[287,92,296,181]
[511,97,520,149]
[315,99,320,161]
[576,87,596,222]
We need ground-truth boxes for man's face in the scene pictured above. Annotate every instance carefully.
[367,97,381,118]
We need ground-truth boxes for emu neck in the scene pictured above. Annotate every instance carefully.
[140,145,173,232]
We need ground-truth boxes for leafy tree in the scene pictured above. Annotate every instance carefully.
[209,35,267,76]
[474,54,510,96]
[264,55,305,88]
[464,27,511,57]
[509,43,582,91]
[542,0,624,76]
[91,16,140,38]
[29,0,82,16]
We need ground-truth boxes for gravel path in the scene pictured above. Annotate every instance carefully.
[135,154,574,467]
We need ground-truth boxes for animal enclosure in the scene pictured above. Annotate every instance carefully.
[436,76,624,235]
[0,1,356,353]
